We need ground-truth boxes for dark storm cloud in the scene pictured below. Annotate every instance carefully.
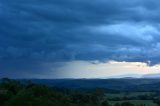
[1,0,160,78]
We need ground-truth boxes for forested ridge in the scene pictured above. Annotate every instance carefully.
[0,78,111,106]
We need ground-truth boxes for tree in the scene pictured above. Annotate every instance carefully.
[153,98,160,106]
[102,100,110,106]
[121,102,134,106]
[114,103,120,106]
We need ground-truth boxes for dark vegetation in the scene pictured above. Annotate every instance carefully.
[0,78,160,106]
[0,78,112,106]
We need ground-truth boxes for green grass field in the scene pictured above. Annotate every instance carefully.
[107,92,158,106]
[109,100,157,106]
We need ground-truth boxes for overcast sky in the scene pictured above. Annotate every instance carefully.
[1,0,160,78]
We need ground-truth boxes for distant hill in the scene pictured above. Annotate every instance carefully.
[109,73,160,79]
[17,78,160,92]
[142,73,160,79]
[107,74,142,78]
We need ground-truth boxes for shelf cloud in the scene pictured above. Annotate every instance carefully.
[1,0,160,78]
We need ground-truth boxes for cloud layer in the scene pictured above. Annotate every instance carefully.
[1,0,160,78]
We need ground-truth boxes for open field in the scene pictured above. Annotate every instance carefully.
[110,100,156,106]
[107,92,158,106]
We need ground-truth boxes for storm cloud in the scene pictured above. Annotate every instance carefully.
[1,0,160,78]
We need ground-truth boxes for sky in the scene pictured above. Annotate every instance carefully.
[1,0,160,78]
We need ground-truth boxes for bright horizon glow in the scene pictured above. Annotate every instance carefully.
[54,60,160,79]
